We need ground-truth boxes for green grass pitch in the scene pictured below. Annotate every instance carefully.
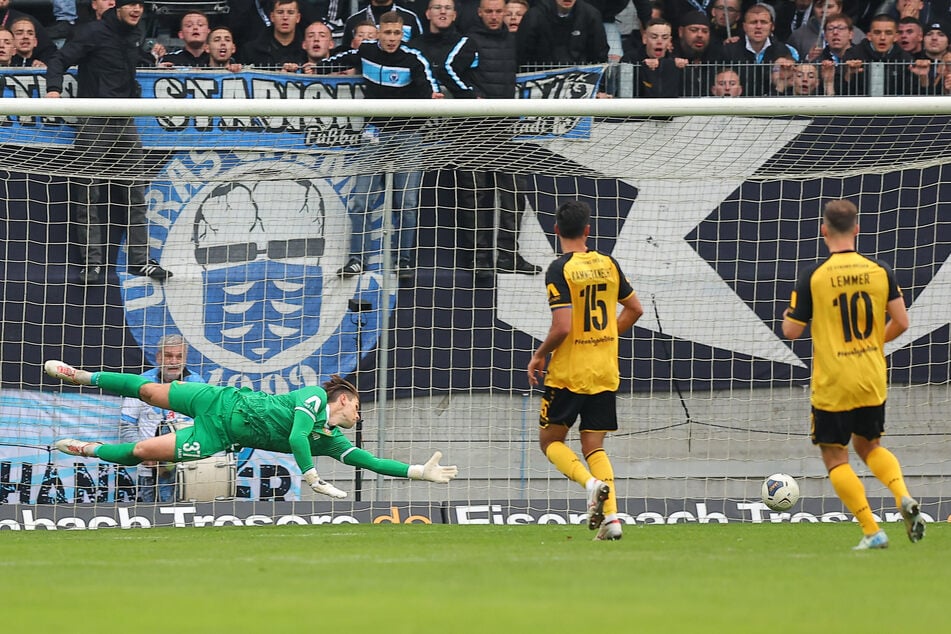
[1,522,946,633]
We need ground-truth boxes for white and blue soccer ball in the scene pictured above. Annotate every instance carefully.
[761,473,800,511]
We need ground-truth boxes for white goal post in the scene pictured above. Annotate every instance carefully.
[0,93,948,529]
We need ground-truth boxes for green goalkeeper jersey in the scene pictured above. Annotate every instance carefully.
[225,386,410,478]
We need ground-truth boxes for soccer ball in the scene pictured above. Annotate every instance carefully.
[761,473,800,511]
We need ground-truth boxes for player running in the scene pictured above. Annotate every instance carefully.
[782,199,925,550]
[46,361,457,497]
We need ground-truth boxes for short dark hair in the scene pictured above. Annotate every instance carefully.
[179,10,208,29]
[823,199,857,234]
[870,13,898,28]
[323,374,359,402]
[555,200,591,239]
[380,11,404,26]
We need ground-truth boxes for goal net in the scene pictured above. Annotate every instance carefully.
[1,70,949,529]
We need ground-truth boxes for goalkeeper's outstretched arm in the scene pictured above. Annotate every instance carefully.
[340,448,458,483]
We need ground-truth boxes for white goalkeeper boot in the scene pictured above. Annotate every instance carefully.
[595,518,623,541]
[55,438,103,458]
[44,360,93,386]
[585,478,610,530]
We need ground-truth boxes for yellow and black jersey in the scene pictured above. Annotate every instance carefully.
[544,250,635,394]
[787,251,902,412]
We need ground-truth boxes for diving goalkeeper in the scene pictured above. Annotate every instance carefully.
[46,361,458,498]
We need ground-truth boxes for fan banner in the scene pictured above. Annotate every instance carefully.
[0,65,603,149]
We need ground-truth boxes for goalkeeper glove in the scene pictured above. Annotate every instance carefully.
[407,451,458,483]
[302,468,347,499]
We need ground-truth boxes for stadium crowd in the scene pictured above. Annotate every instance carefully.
[2,0,951,96]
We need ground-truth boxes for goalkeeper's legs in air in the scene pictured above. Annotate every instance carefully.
[45,360,174,409]
[47,360,191,466]
[56,433,177,467]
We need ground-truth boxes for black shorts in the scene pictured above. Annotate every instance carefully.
[539,387,618,432]
[810,403,886,446]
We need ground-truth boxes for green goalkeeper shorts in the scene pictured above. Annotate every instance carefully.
[168,381,240,461]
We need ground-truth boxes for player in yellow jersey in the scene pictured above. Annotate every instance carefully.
[527,200,643,540]
[782,199,925,550]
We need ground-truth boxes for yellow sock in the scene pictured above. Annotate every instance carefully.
[829,463,879,535]
[585,448,617,516]
[865,446,910,507]
[544,442,592,488]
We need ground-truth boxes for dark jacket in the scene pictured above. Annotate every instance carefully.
[516,0,608,65]
[359,40,439,99]
[465,20,517,98]
[843,40,919,95]
[408,26,479,98]
[160,48,211,67]
[238,28,306,67]
[718,37,799,96]
[45,9,145,98]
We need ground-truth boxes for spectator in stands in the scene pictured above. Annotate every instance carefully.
[923,19,950,57]
[788,60,832,93]
[414,0,487,279]
[45,0,173,284]
[0,0,55,62]
[453,0,542,279]
[897,16,924,55]
[46,0,78,40]
[673,10,722,95]
[709,0,742,45]
[322,20,377,72]
[915,19,950,90]
[295,20,335,72]
[409,0,479,97]
[623,18,685,97]
[818,12,856,62]
[503,0,528,31]
[774,0,813,42]
[890,0,938,26]
[239,0,307,67]
[89,0,116,22]
[159,11,212,67]
[341,0,424,47]
[0,27,14,66]
[710,66,743,94]
[10,18,44,67]
[787,0,863,62]
[815,13,857,92]
[337,12,442,280]
[843,13,923,94]
[120,334,204,503]
[329,19,377,55]
[768,51,798,93]
[206,26,243,70]
[719,3,801,96]
[940,49,951,92]
[587,0,635,60]
[322,21,377,72]
[516,0,609,66]
[225,0,272,49]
